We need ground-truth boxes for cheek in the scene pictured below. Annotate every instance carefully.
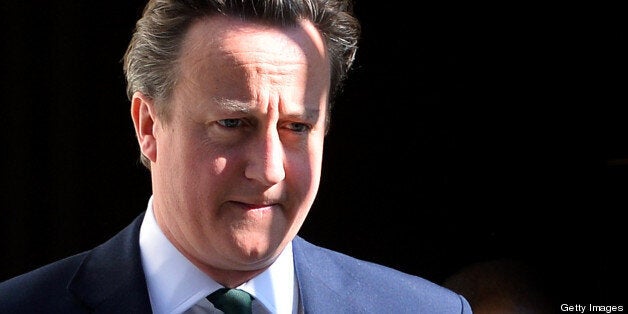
[211,156,229,174]
[287,143,323,196]
[186,153,230,189]
[162,135,226,194]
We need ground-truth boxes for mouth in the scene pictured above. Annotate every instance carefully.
[231,201,279,211]
[227,201,280,223]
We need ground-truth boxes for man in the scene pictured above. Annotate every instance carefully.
[0,0,472,313]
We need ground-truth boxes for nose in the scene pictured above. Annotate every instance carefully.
[244,129,286,186]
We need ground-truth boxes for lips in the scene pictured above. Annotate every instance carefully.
[230,201,279,211]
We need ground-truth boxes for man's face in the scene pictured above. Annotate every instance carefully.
[134,16,330,279]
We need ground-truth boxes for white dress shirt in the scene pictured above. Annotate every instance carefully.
[139,196,299,314]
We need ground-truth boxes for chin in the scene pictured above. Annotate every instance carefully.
[230,230,286,264]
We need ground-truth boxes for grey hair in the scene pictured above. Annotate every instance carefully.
[123,0,361,168]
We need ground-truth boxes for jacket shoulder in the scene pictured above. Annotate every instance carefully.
[0,212,150,313]
[292,236,472,313]
[0,252,91,313]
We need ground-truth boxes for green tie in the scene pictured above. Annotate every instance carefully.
[207,288,254,314]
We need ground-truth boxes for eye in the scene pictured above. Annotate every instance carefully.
[217,119,243,128]
[286,122,311,133]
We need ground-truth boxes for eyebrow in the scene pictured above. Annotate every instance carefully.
[212,97,321,120]
[213,97,252,113]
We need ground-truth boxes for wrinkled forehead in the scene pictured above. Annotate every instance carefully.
[180,15,328,70]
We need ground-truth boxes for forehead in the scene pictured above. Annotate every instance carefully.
[179,15,328,71]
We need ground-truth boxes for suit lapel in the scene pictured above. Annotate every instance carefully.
[68,213,152,313]
[292,236,364,313]
[65,219,363,313]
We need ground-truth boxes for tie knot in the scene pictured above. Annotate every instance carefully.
[207,288,254,314]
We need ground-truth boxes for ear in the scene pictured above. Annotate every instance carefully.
[131,92,158,164]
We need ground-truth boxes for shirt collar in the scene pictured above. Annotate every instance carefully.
[139,195,296,314]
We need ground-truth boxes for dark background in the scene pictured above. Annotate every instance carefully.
[1,1,625,307]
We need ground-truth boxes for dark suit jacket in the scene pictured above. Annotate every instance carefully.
[0,212,472,313]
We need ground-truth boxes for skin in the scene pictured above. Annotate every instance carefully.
[131,15,330,287]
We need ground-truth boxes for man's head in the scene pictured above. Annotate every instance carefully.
[124,0,360,168]
[126,0,360,287]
